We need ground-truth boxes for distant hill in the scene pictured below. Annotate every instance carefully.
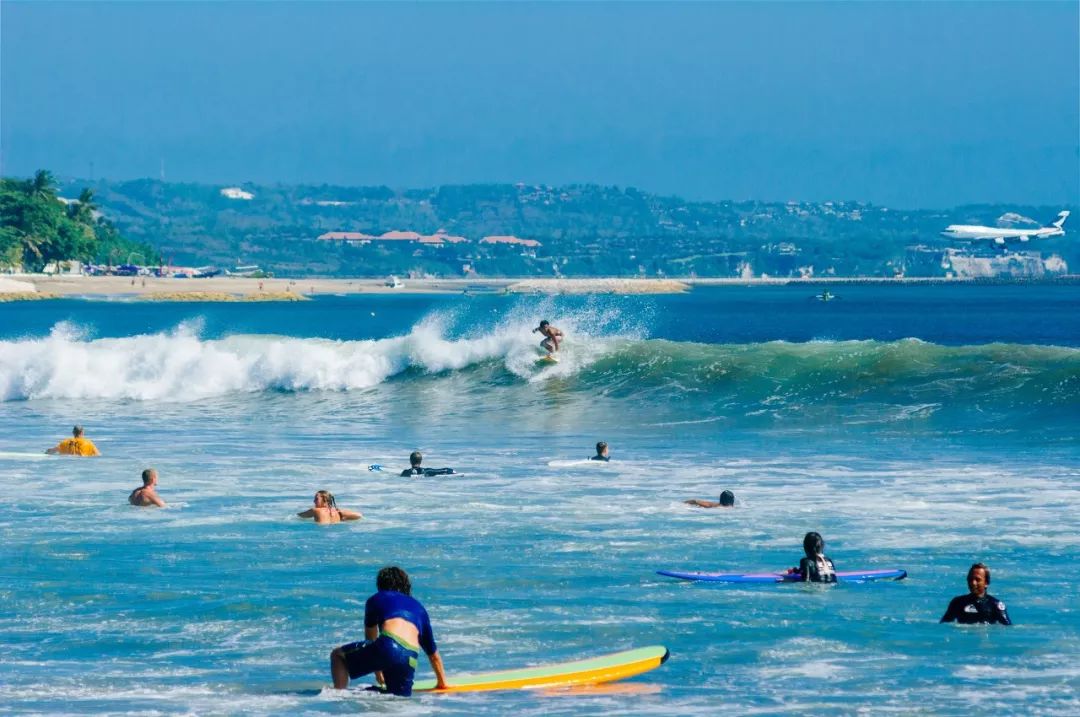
[54,178,1077,278]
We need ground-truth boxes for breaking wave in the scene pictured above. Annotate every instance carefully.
[1,320,1077,417]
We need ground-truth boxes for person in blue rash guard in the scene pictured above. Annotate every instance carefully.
[788,531,837,583]
[330,566,448,695]
[940,563,1012,625]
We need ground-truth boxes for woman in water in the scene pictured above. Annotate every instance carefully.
[791,531,837,583]
[298,490,362,524]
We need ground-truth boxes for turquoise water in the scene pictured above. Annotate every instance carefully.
[2,286,1078,715]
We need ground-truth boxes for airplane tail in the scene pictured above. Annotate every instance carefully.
[1052,211,1069,229]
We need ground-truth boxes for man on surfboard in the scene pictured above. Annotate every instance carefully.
[533,320,563,359]
[330,566,448,695]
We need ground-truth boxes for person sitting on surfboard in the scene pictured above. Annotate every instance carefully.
[532,320,563,358]
[400,451,456,477]
[590,441,610,462]
[129,468,166,508]
[685,490,735,509]
[940,562,1011,625]
[788,531,837,583]
[297,490,361,524]
[46,425,100,456]
[330,565,448,695]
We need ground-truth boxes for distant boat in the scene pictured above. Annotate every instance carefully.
[385,275,405,288]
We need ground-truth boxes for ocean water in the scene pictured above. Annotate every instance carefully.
[1,284,1078,715]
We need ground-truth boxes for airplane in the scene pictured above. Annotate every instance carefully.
[941,211,1069,245]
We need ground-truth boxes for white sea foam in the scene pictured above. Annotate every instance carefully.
[0,317,633,402]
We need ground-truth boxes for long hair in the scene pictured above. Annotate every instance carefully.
[803,531,825,558]
[315,490,337,509]
[377,566,412,595]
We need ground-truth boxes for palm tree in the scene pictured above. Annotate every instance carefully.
[29,170,57,201]
[70,188,96,225]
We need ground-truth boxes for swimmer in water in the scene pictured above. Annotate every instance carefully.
[685,490,735,509]
[940,563,1011,625]
[590,441,610,462]
[400,451,455,477]
[46,425,100,456]
[788,531,837,583]
[129,468,167,507]
[532,319,563,358]
[297,490,362,524]
[330,565,449,695]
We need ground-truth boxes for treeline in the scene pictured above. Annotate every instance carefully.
[45,175,1080,278]
[0,170,159,271]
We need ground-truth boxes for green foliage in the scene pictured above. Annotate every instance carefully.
[39,176,1080,278]
[0,170,159,270]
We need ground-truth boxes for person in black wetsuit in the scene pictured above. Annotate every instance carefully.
[400,451,455,477]
[940,563,1012,625]
[790,531,837,583]
[590,441,610,462]
[685,490,735,509]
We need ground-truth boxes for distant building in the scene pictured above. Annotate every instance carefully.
[317,229,468,246]
[480,235,542,247]
[221,187,254,200]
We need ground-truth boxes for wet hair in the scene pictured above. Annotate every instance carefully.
[376,566,412,595]
[803,531,825,558]
[409,451,423,466]
[968,562,990,585]
[73,425,84,437]
[595,441,607,454]
[539,320,550,328]
[315,490,337,509]
[719,490,735,507]
[141,468,156,486]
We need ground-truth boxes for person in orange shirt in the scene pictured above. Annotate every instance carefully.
[45,425,101,456]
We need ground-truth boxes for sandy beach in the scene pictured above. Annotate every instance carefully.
[2,274,1074,300]
[4,275,695,299]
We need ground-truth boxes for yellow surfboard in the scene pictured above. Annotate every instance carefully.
[413,645,669,693]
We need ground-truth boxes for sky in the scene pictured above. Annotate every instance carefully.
[1,1,1077,208]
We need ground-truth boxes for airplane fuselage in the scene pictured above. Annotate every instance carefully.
[941,211,1069,245]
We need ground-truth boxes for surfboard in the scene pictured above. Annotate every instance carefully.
[536,354,559,364]
[411,645,669,693]
[546,458,613,468]
[657,568,907,583]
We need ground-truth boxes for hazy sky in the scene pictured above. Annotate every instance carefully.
[2,1,1077,207]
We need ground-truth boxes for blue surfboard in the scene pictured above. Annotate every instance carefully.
[657,568,907,583]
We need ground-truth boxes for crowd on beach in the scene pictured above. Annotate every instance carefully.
[43,418,1013,696]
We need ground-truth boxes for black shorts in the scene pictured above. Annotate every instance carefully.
[338,633,420,696]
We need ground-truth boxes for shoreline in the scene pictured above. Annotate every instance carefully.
[2,274,1077,300]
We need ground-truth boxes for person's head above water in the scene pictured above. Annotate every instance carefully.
[803,531,825,558]
[314,490,337,508]
[967,562,990,597]
[595,441,608,456]
[73,425,85,437]
[538,320,550,329]
[409,451,423,467]
[719,490,735,507]
[376,565,412,595]
[141,468,157,487]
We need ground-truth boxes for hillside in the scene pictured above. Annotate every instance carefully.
[55,178,1078,278]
